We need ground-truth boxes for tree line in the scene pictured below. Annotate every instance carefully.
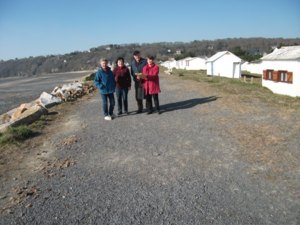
[1,37,300,78]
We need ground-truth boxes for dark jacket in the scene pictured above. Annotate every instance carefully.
[94,67,116,94]
[113,66,131,89]
[130,58,147,83]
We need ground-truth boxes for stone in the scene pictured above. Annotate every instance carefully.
[10,104,48,128]
[1,113,11,124]
[37,92,62,108]
[51,82,83,101]
[11,104,28,121]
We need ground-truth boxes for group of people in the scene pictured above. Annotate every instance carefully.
[94,51,161,121]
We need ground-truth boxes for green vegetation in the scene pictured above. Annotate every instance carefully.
[0,114,50,146]
[0,125,35,145]
[30,115,48,129]
[231,46,262,62]
[167,67,300,109]
[84,72,96,81]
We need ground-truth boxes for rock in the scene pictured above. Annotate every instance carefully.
[10,105,48,128]
[51,82,83,101]
[11,104,28,121]
[1,113,11,124]
[82,83,95,94]
[37,92,62,108]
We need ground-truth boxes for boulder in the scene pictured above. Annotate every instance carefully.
[11,104,29,121]
[1,113,11,124]
[0,104,48,133]
[10,104,48,128]
[0,122,12,133]
[37,92,62,108]
[82,83,95,94]
[51,82,84,101]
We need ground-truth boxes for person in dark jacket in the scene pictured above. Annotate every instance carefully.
[94,58,116,121]
[130,51,147,113]
[113,57,131,115]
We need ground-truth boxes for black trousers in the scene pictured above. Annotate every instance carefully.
[145,94,160,112]
[134,82,143,112]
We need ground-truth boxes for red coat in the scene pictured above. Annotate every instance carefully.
[142,63,161,95]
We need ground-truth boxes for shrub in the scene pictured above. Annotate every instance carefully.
[84,73,96,81]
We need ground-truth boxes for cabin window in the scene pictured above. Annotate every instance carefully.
[267,70,273,80]
[263,69,293,84]
[278,70,288,82]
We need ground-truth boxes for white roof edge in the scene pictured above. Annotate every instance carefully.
[206,51,228,62]
[261,46,300,60]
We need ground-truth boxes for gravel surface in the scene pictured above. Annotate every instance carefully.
[0,74,299,224]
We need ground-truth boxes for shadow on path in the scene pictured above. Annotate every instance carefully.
[160,96,218,114]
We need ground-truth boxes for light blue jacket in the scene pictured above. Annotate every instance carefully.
[94,67,116,94]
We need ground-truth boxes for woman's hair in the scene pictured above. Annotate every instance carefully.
[147,55,155,60]
[115,57,124,65]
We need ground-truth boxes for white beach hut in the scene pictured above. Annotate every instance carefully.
[161,59,177,70]
[261,46,300,97]
[176,57,193,69]
[206,51,242,78]
[241,60,264,75]
[185,57,207,70]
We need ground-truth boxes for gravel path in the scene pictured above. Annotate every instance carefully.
[0,74,299,224]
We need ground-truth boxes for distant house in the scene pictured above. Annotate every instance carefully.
[185,57,207,70]
[261,46,300,97]
[175,50,182,55]
[206,51,242,78]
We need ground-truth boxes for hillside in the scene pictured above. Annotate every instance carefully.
[1,37,300,78]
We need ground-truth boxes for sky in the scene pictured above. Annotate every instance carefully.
[0,0,299,60]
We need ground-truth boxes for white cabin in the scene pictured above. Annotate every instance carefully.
[206,51,242,79]
[161,59,177,70]
[176,57,193,69]
[261,46,300,97]
[185,57,207,70]
[241,60,264,75]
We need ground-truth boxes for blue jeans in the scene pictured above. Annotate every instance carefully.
[115,87,129,113]
[100,93,115,116]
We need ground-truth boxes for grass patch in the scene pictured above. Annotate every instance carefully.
[0,125,35,145]
[163,67,300,109]
[30,115,47,129]
[0,114,50,146]
[84,72,95,81]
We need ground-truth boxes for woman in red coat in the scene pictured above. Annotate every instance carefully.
[113,57,131,115]
[141,55,161,114]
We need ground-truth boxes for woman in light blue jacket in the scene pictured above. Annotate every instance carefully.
[94,58,116,120]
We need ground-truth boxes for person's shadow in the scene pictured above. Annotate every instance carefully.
[160,96,218,114]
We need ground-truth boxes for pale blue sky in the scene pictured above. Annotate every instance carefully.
[0,0,299,60]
